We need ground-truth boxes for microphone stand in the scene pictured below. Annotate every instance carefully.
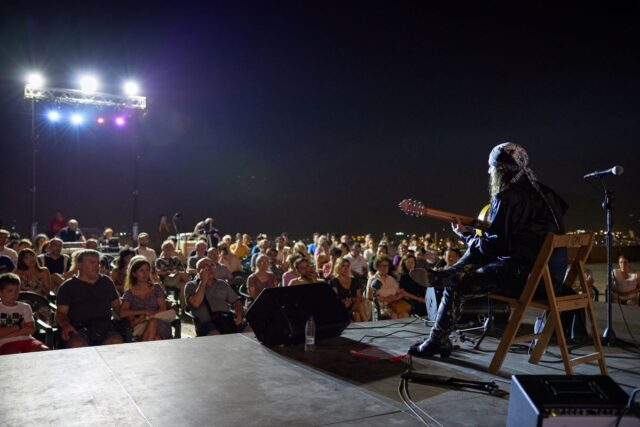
[598,180,633,348]
[600,182,617,345]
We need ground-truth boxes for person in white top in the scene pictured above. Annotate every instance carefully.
[345,243,368,279]
[134,233,157,266]
[0,230,18,264]
[0,273,49,354]
[612,255,639,305]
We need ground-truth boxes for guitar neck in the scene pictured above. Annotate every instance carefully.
[422,207,488,229]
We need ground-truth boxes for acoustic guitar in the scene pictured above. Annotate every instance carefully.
[398,199,491,236]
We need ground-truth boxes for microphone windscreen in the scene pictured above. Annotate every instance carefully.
[613,165,624,176]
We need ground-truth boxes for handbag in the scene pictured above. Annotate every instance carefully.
[389,299,412,315]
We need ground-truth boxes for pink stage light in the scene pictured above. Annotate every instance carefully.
[97,117,105,124]
[114,116,126,127]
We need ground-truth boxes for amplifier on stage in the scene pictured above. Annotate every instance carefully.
[507,375,639,427]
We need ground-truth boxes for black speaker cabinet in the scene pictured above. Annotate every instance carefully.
[507,375,638,427]
[246,283,351,345]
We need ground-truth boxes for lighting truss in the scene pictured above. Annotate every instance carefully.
[24,85,146,110]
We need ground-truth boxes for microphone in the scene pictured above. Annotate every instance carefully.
[583,166,624,179]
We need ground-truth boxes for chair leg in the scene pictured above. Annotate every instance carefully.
[489,303,525,374]
[474,297,493,350]
[584,304,608,375]
[529,313,554,364]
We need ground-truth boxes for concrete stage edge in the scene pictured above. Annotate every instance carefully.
[1,301,639,426]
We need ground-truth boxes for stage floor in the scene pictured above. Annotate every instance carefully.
[1,301,639,426]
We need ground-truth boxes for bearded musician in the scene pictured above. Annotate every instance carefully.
[409,142,570,358]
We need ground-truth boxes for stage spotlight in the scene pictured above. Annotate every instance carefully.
[79,75,99,94]
[123,81,139,96]
[47,111,61,122]
[26,72,44,88]
[70,113,84,125]
[97,117,105,125]
[114,116,126,127]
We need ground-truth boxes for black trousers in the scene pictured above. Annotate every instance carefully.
[427,248,586,343]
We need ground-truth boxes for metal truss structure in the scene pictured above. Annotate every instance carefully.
[24,85,147,109]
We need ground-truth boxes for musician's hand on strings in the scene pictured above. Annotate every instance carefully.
[451,216,473,237]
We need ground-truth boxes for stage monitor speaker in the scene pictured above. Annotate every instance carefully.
[246,283,350,346]
[507,375,638,427]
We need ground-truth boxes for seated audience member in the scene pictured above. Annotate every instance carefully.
[111,247,136,295]
[322,247,343,280]
[292,241,311,261]
[0,229,18,264]
[266,247,284,283]
[362,235,376,263]
[84,238,99,250]
[338,242,350,257]
[368,243,389,276]
[55,250,123,348]
[329,258,368,322]
[48,211,66,237]
[155,240,189,309]
[218,244,243,276]
[230,233,250,260]
[120,256,174,341]
[613,255,639,305]
[0,273,49,355]
[34,234,48,255]
[37,238,70,291]
[98,227,114,246]
[314,236,331,272]
[274,236,290,266]
[250,238,270,271]
[0,255,15,274]
[246,254,277,300]
[194,217,220,248]
[187,241,208,275]
[206,247,234,282]
[345,243,368,283]
[18,239,33,251]
[184,258,248,336]
[134,232,157,266]
[307,232,319,256]
[414,247,431,269]
[288,258,320,286]
[434,248,462,270]
[281,254,301,287]
[16,249,52,298]
[397,254,427,316]
[393,243,409,268]
[58,219,86,243]
[367,256,411,319]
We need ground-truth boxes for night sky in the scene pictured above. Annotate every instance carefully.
[1,2,639,239]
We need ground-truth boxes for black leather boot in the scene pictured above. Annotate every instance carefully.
[408,338,453,359]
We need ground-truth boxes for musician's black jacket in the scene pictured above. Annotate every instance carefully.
[457,177,568,285]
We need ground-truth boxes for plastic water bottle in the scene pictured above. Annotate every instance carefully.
[305,316,316,352]
[531,315,545,352]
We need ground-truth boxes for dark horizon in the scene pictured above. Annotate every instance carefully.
[2,2,640,239]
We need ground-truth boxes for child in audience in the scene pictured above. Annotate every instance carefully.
[0,273,49,355]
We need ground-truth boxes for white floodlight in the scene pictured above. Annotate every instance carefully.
[47,111,61,122]
[123,80,139,96]
[26,72,44,88]
[79,75,99,93]
[70,113,84,125]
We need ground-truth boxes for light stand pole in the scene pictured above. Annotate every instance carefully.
[132,137,140,241]
[30,99,38,241]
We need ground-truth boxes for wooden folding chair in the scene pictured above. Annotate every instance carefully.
[488,232,607,375]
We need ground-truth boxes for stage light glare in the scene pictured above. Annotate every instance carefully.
[70,113,84,125]
[123,81,139,96]
[114,116,126,127]
[79,75,99,93]
[97,117,105,124]
[26,72,44,88]
[47,111,61,122]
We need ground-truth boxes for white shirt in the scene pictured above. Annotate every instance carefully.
[0,302,34,346]
[345,253,367,276]
[135,246,157,266]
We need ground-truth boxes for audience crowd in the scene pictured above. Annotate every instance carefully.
[6,212,586,355]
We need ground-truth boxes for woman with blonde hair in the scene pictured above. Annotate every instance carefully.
[329,257,368,322]
[120,256,173,341]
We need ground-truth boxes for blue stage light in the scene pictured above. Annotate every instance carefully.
[70,113,84,125]
[47,111,61,122]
